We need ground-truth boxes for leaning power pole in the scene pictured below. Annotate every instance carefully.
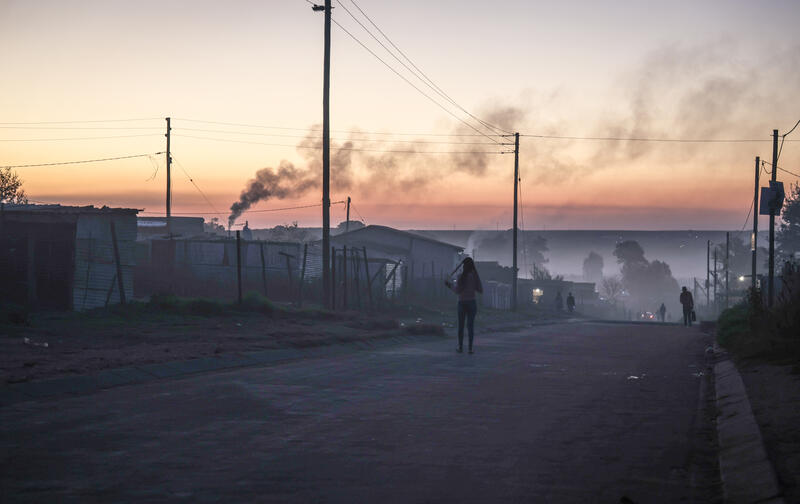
[511,132,520,311]
[313,1,332,308]
[752,156,760,291]
[165,117,172,236]
[768,129,778,307]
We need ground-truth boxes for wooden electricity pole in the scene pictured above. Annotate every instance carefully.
[706,240,710,309]
[165,116,172,237]
[313,1,332,308]
[511,132,519,311]
[346,196,351,233]
[725,231,730,309]
[752,156,759,291]
[768,129,778,307]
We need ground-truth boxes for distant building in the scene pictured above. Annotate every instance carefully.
[136,216,204,240]
[241,221,253,241]
[328,225,464,278]
[1,204,138,310]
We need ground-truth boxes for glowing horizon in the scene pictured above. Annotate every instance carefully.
[1,0,798,230]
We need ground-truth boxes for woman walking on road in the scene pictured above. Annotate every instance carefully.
[445,257,483,354]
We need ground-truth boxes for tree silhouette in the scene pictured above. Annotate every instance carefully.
[0,168,28,204]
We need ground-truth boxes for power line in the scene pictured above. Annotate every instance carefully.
[350,201,366,224]
[173,127,508,145]
[761,158,799,178]
[174,133,513,154]
[174,118,501,137]
[139,200,347,216]
[0,126,162,130]
[171,154,224,217]
[0,118,161,125]
[0,134,161,142]
[1,152,165,169]
[777,117,800,164]
[346,0,510,135]
[329,16,502,145]
[336,0,509,136]
[739,197,754,233]
[518,133,800,143]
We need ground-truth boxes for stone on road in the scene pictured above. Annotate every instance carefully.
[0,322,716,503]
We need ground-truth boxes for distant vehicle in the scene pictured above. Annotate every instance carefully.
[639,311,656,321]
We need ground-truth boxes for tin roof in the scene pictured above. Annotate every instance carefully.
[331,225,464,251]
[1,203,139,215]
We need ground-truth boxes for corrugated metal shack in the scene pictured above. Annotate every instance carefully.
[327,225,464,302]
[0,204,138,311]
[136,216,204,240]
[135,238,303,300]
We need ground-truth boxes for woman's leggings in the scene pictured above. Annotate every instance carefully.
[457,300,478,349]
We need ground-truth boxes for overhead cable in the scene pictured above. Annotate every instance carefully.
[174,118,501,137]
[0,118,161,125]
[518,133,800,143]
[173,127,508,145]
[0,134,162,142]
[329,16,501,144]
[1,152,165,169]
[777,117,800,164]
[172,154,224,216]
[337,0,509,136]
[139,200,347,216]
[174,133,513,154]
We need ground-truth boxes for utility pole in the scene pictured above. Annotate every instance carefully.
[713,247,718,316]
[313,1,332,308]
[511,132,519,311]
[346,196,351,233]
[768,129,778,307]
[706,240,710,309]
[752,156,760,291]
[165,117,172,237]
[725,231,730,309]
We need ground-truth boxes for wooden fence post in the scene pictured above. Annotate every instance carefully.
[342,246,348,310]
[298,243,308,307]
[362,246,372,310]
[259,242,268,298]
[110,221,126,305]
[235,231,242,304]
[331,247,336,310]
[352,250,361,309]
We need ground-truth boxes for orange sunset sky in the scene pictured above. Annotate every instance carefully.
[1,0,798,230]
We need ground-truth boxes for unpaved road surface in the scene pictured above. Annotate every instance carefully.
[0,322,719,503]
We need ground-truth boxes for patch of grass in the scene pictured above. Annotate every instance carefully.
[716,304,751,349]
[717,299,800,363]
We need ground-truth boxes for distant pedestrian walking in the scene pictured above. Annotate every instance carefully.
[679,287,694,327]
[445,258,483,354]
[554,291,564,312]
[658,303,666,322]
[566,292,576,313]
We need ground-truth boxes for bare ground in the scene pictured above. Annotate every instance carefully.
[0,307,443,385]
[738,361,800,504]
[0,300,562,385]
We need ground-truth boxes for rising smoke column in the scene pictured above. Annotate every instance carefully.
[227,128,355,227]
[228,160,317,228]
